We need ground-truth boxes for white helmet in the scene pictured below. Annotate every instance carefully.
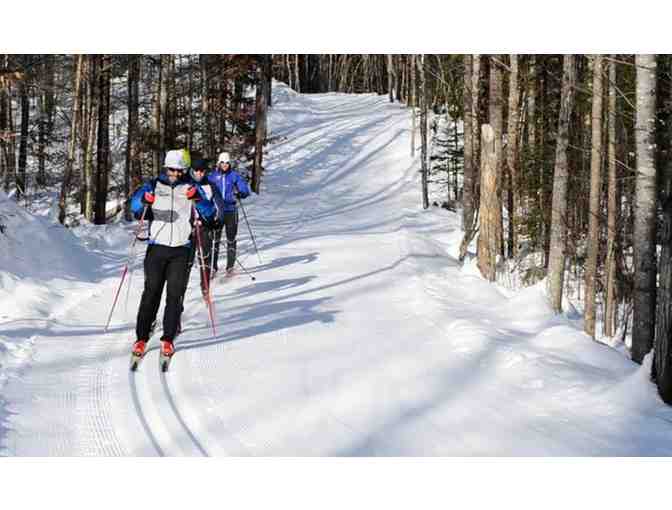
[217,152,231,164]
[164,149,189,169]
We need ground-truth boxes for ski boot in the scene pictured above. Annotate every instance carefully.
[160,339,175,372]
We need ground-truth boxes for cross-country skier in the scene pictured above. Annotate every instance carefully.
[186,158,221,294]
[129,149,217,362]
[207,152,251,278]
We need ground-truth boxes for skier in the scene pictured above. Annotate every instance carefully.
[129,149,217,365]
[185,158,220,295]
[207,152,251,277]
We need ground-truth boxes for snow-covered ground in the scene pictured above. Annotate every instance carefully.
[2,82,672,456]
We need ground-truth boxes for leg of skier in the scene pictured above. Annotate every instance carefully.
[224,210,239,276]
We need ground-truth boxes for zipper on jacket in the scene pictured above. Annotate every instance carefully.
[170,186,174,246]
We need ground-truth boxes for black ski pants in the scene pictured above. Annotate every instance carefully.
[213,210,239,272]
[136,244,190,342]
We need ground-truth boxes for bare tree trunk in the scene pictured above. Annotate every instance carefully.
[604,56,618,338]
[547,55,576,313]
[187,55,194,150]
[471,55,481,202]
[200,55,215,159]
[266,55,273,108]
[654,74,672,401]
[294,54,300,93]
[17,75,29,202]
[153,56,163,175]
[410,54,416,158]
[83,55,97,221]
[125,55,141,221]
[489,56,504,257]
[527,56,538,247]
[252,55,270,193]
[387,54,394,102]
[159,55,170,155]
[463,55,474,232]
[477,124,498,281]
[395,56,402,102]
[58,55,83,224]
[584,55,604,338]
[94,55,111,225]
[632,54,658,364]
[418,55,429,209]
[507,55,520,257]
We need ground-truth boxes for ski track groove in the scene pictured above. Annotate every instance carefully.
[160,371,209,457]
[129,370,165,456]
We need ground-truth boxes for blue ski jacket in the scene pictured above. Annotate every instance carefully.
[207,168,251,220]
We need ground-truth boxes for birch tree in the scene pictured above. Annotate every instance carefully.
[604,56,618,338]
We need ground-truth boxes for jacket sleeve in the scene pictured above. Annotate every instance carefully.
[193,184,217,223]
[234,173,251,198]
[130,180,156,219]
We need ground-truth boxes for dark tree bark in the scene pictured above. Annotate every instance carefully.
[654,158,672,402]
[125,55,141,221]
[252,55,270,193]
[462,55,475,232]
[17,71,29,201]
[94,55,111,225]
[58,55,83,225]
[632,54,658,364]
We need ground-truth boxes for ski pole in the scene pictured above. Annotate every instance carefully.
[235,257,257,282]
[193,205,217,338]
[236,186,262,265]
[104,205,147,332]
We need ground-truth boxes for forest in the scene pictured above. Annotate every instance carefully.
[1,54,671,404]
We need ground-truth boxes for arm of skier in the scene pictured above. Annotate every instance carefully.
[187,184,218,225]
[234,173,251,199]
[130,180,156,219]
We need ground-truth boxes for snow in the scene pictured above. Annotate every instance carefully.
[1,81,672,456]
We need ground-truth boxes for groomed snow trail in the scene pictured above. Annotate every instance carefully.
[3,83,672,456]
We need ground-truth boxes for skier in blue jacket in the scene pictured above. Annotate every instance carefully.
[207,151,251,277]
[129,149,217,361]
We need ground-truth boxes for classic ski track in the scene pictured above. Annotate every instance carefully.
[2,283,130,456]
[129,370,165,456]
[159,370,209,456]
[128,349,203,457]
[168,96,348,455]
[180,346,257,455]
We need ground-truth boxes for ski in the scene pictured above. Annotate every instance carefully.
[130,351,146,372]
[159,351,174,373]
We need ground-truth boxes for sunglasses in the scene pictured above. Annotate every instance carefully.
[166,167,184,173]
[193,168,206,173]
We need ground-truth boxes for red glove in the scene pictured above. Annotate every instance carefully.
[143,192,155,205]
[186,186,201,201]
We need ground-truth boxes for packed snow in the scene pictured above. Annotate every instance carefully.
[2,82,672,456]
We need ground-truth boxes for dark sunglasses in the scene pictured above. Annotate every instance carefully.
[166,167,184,173]
[193,168,206,173]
